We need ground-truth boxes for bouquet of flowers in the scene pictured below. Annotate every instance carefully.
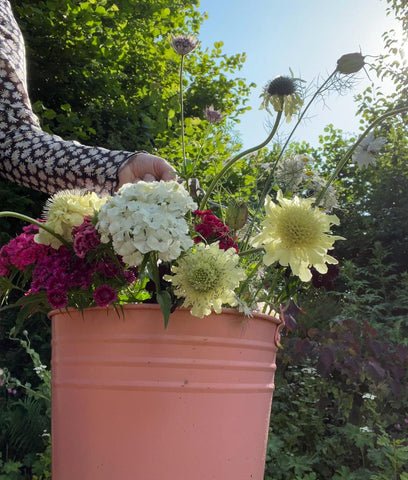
[0,37,406,327]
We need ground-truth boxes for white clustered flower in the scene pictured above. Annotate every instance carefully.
[362,393,376,400]
[352,132,386,169]
[34,365,47,374]
[97,181,197,266]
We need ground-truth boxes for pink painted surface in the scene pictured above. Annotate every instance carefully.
[50,305,283,480]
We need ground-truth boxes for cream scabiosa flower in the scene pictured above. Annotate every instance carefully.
[164,242,246,318]
[35,190,108,249]
[251,191,343,282]
[97,181,197,266]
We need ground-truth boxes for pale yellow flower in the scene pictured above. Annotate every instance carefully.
[251,191,343,282]
[164,242,246,318]
[35,190,108,248]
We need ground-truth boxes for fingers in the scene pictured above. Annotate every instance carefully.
[117,152,177,188]
[160,168,178,182]
[143,173,156,182]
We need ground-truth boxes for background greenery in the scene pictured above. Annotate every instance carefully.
[0,0,407,478]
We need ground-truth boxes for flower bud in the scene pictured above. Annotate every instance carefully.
[226,201,248,231]
[204,105,223,124]
[188,178,202,200]
[170,35,198,56]
[336,52,365,74]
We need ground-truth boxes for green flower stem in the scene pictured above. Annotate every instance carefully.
[0,211,70,247]
[242,70,338,250]
[179,54,186,174]
[149,252,161,294]
[258,70,338,209]
[199,110,283,209]
[237,257,264,298]
[238,247,264,257]
[315,104,408,205]
[193,123,212,175]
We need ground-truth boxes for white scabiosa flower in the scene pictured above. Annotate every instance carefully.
[35,190,108,248]
[251,190,343,282]
[276,154,306,191]
[306,173,339,211]
[352,132,386,169]
[96,181,197,266]
[163,242,246,318]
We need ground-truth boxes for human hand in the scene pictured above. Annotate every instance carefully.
[117,152,177,187]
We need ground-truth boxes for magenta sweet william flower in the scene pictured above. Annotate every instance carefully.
[0,228,49,272]
[32,246,71,288]
[47,289,68,309]
[0,247,10,276]
[93,285,118,307]
[72,216,101,258]
[96,257,122,278]
[123,270,136,284]
[70,258,95,290]
[193,209,239,253]
[194,223,214,240]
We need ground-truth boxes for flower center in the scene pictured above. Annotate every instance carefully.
[187,265,219,292]
[276,207,319,248]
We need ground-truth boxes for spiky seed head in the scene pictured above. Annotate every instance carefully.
[170,35,198,56]
[267,76,297,96]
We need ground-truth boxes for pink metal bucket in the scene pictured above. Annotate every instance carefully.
[50,304,283,480]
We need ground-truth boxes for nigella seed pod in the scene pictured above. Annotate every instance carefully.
[225,201,249,231]
[266,76,297,96]
[336,52,365,74]
[170,34,198,56]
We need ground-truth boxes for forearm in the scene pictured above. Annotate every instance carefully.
[0,123,135,195]
[0,0,137,195]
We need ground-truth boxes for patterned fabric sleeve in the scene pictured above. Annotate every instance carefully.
[0,0,136,195]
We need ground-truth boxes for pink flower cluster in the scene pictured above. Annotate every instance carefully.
[0,224,49,275]
[0,218,136,310]
[193,210,239,252]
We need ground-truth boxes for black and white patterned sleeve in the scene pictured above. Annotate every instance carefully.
[0,0,135,195]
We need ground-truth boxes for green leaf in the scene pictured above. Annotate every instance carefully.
[156,290,172,329]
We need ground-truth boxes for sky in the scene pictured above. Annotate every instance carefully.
[197,0,402,149]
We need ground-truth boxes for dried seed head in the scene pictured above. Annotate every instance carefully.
[170,35,198,56]
[266,76,297,96]
[336,52,365,74]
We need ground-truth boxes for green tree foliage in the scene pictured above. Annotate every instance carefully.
[13,0,251,154]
